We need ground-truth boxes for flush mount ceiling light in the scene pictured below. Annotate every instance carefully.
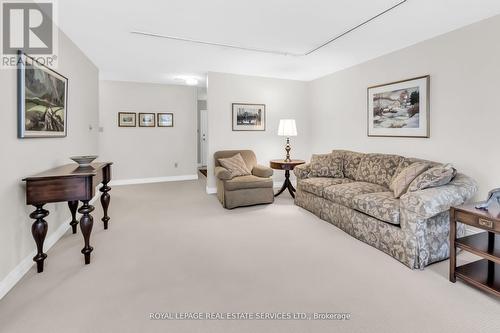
[131,0,407,57]
[173,76,199,86]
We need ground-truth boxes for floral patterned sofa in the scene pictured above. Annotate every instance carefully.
[294,150,478,269]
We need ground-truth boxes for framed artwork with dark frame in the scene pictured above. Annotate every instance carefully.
[232,103,266,131]
[118,112,136,127]
[18,52,69,138]
[157,113,174,127]
[367,75,430,138]
[138,113,156,127]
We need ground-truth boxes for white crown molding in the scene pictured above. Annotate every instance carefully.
[110,174,198,186]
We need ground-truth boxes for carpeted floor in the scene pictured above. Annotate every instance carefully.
[0,179,499,333]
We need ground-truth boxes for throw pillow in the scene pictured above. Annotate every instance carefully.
[218,153,251,178]
[390,162,430,198]
[408,163,457,192]
[309,152,343,178]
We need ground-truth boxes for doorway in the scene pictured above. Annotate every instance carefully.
[199,109,208,176]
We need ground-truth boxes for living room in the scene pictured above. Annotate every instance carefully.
[1,0,499,332]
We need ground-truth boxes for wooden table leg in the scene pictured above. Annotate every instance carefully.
[100,181,111,230]
[79,200,94,265]
[449,208,456,282]
[30,204,49,273]
[68,200,79,234]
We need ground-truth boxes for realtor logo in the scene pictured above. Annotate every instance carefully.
[1,0,58,68]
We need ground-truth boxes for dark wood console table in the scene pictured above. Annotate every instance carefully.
[450,204,500,297]
[23,162,112,273]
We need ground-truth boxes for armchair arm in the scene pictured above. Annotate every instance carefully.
[252,165,273,178]
[214,166,232,180]
[400,173,478,219]
[293,163,311,179]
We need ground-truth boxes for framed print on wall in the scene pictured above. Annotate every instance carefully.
[18,52,68,138]
[118,112,136,127]
[139,113,156,127]
[367,75,430,138]
[157,113,173,127]
[232,103,266,131]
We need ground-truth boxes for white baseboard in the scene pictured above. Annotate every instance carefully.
[0,191,100,301]
[206,186,216,194]
[110,174,198,186]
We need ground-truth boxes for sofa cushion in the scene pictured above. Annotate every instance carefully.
[394,157,440,178]
[334,150,365,180]
[224,175,273,191]
[355,153,403,187]
[390,162,430,198]
[408,164,457,192]
[218,153,251,177]
[309,152,343,178]
[323,181,388,208]
[352,192,401,225]
[298,177,353,197]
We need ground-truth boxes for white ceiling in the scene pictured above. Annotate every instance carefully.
[58,0,500,86]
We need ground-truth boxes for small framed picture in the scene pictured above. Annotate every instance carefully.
[232,103,266,131]
[139,113,156,127]
[118,112,136,127]
[367,75,430,138]
[157,113,174,127]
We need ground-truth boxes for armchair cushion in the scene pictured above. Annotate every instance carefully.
[252,165,273,178]
[224,175,273,191]
[217,153,251,178]
[215,166,232,180]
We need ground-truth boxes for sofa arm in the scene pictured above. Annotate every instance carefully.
[400,173,478,219]
[252,165,273,178]
[293,163,311,179]
[215,166,232,180]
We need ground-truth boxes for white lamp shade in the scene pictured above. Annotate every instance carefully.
[277,119,297,136]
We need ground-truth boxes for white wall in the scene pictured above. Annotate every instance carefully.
[206,72,310,190]
[308,15,500,199]
[0,32,99,286]
[99,81,198,181]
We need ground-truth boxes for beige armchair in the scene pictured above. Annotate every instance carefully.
[214,150,274,209]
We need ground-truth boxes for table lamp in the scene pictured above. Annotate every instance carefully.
[277,119,297,162]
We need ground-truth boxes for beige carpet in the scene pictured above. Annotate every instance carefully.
[0,179,499,333]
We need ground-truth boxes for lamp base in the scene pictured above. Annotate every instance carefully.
[284,138,291,162]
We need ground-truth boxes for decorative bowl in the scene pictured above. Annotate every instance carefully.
[70,155,98,167]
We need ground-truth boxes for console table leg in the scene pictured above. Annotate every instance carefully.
[68,200,79,234]
[449,209,456,282]
[100,182,111,230]
[79,200,94,265]
[30,205,49,273]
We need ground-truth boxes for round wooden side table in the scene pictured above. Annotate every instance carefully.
[270,159,305,198]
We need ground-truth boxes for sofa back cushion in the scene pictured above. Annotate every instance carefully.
[309,152,343,178]
[333,150,365,180]
[393,157,441,178]
[355,153,403,187]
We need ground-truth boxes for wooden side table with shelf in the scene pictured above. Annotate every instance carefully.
[450,204,500,297]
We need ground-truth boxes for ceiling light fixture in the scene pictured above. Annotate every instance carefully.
[131,0,407,57]
[185,78,198,86]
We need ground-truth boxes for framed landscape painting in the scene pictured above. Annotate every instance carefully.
[367,76,430,138]
[157,113,173,127]
[18,53,68,138]
[232,103,265,131]
[139,113,155,127]
[118,112,136,127]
